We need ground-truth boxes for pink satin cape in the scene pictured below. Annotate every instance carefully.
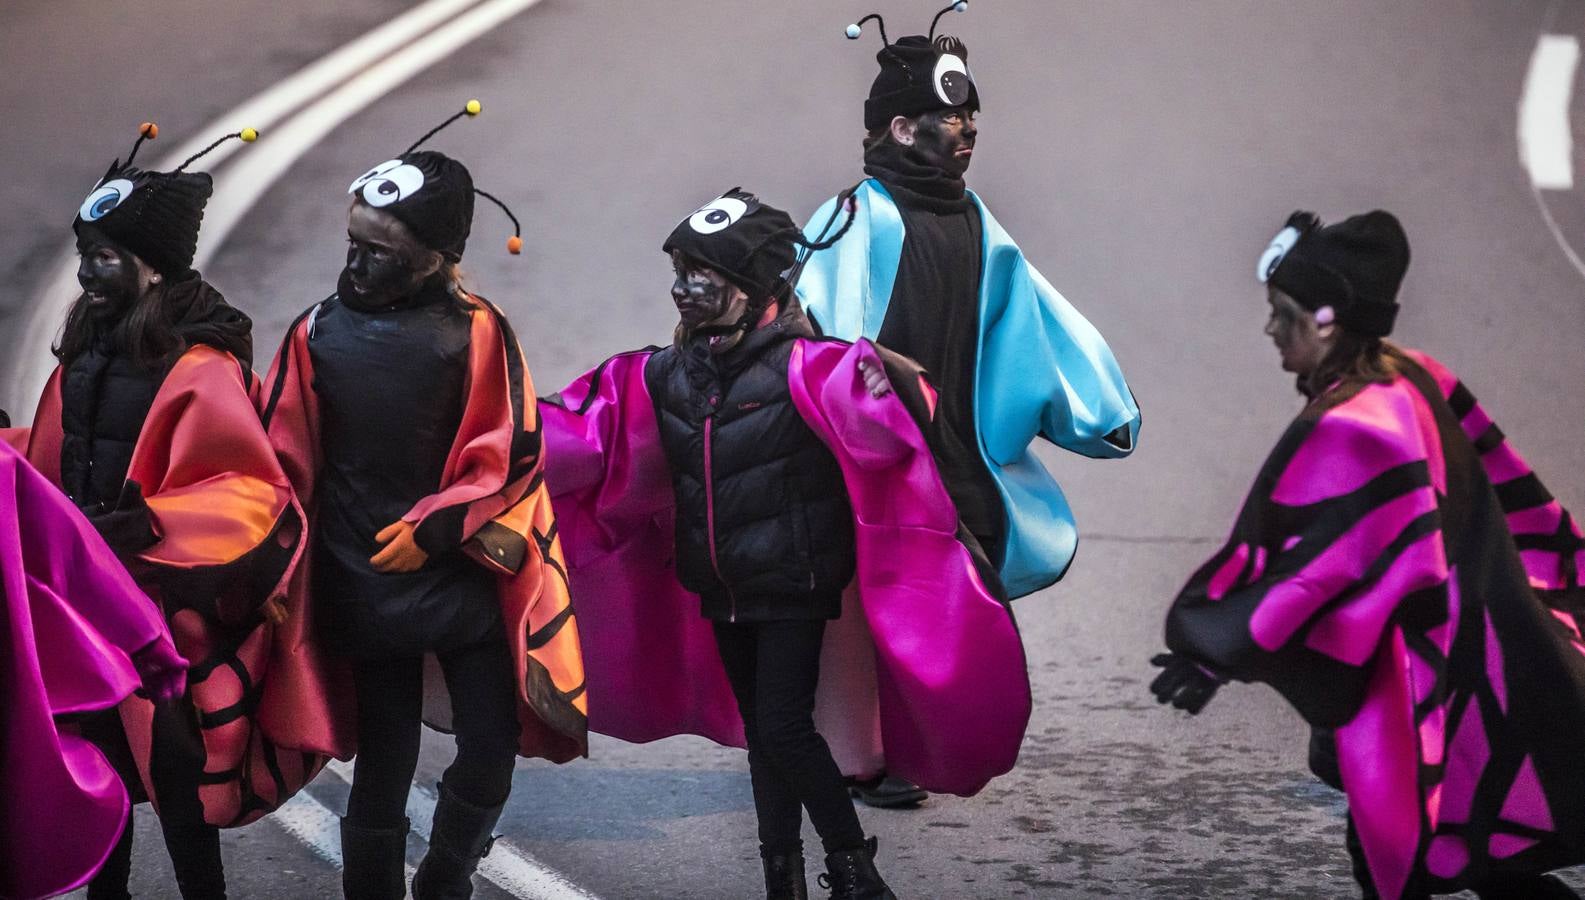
[0,442,183,900]
[544,337,1031,796]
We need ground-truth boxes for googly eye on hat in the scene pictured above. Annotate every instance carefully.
[348,158,427,207]
[685,189,763,235]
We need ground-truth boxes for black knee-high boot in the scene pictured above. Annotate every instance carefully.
[411,782,504,900]
[761,844,808,900]
[85,818,135,900]
[340,817,410,900]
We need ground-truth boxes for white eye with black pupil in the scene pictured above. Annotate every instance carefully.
[1258,226,1301,283]
[356,163,426,208]
[933,54,972,106]
[688,197,750,235]
[79,178,135,222]
[348,159,402,194]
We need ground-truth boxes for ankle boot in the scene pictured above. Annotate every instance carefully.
[761,845,808,900]
[818,837,896,900]
[411,782,505,900]
[339,816,409,900]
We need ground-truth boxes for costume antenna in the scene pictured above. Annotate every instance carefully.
[473,188,524,255]
[173,128,260,173]
[124,122,159,168]
[928,1,968,41]
[845,13,889,45]
[404,99,483,155]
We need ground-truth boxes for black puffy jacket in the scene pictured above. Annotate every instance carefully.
[645,306,855,621]
[59,343,163,509]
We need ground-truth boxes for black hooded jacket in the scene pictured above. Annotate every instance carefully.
[59,275,253,509]
[644,303,856,621]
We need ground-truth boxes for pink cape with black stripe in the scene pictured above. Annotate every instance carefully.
[543,337,1031,796]
[1166,349,1585,898]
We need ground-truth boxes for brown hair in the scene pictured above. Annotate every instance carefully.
[54,281,186,372]
[1302,332,1401,400]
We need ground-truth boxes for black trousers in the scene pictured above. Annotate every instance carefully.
[712,618,866,856]
[83,700,225,900]
[345,636,522,825]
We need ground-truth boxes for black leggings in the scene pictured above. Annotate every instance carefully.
[345,637,522,825]
[713,619,865,856]
[83,700,225,900]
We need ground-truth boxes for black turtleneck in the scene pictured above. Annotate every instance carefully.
[864,142,1006,565]
[308,279,500,658]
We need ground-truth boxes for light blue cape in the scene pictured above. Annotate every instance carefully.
[797,178,1140,598]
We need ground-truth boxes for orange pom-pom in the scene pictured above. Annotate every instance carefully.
[139,122,159,139]
[506,236,523,255]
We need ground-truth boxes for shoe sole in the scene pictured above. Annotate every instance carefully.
[848,787,928,809]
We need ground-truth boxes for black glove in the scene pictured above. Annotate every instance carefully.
[1149,652,1225,715]
[86,481,160,556]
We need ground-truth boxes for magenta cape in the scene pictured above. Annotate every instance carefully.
[543,337,1031,796]
[1165,350,1585,899]
[0,442,183,900]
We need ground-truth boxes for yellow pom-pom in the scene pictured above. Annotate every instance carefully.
[239,127,259,143]
[506,235,523,255]
[465,99,482,116]
[139,122,159,139]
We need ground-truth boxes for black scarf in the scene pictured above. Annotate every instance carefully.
[863,140,973,212]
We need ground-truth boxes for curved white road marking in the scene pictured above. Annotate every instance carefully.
[321,760,601,900]
[5,0,544,416]
[1520,33,1585,282]
[1520,35,1580,191]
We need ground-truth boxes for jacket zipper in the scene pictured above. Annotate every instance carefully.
[702,395,736,621]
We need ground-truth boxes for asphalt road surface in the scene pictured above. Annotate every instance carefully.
[5,1,1584,897]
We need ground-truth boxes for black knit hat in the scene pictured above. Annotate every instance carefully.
[349,150,475,260]
[848,3,979,132]
[346,100,526,260]
[1257,210,1410,338]
[664,189,800,303]
[71,123,256,279]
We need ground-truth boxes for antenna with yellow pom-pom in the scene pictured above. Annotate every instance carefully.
[404,99,483,155]
[173,127,263,173]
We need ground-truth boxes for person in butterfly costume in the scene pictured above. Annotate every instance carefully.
[259,102,586,900]
[0,439,187,900]
[796,0,1141,810]
[2,122,339,900]
[541,187,1032,900]
[1152,210,1585,900]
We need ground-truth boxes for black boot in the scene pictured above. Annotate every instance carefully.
[85,818,135,900]
[340,817,410,900]
[411,783,505,900]
[819,837,896,900]
[761,845,808,900]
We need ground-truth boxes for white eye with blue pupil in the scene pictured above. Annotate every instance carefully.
[933,54,971,106]
[78,178,135,222]
[688,197,750,234]
[352,162,426,208]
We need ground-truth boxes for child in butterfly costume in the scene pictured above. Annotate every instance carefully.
[5,123,333,900]
[259,103,586,900]
[1152,210,1585,899]
[542,188,1032,900]
[0,440,186,900]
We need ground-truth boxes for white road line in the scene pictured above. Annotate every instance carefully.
[273,787,419,881]
[5,0,543,416]
[1519,34,1580,190]
[321,760,602,900]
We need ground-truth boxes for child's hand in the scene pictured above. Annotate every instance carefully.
[858,358,892,398]
[370,519,429,573]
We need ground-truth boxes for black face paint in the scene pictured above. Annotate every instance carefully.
[341,237,431,311]
[75,233,143,321]
[913,109,977,178]
[671,260,735,333]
